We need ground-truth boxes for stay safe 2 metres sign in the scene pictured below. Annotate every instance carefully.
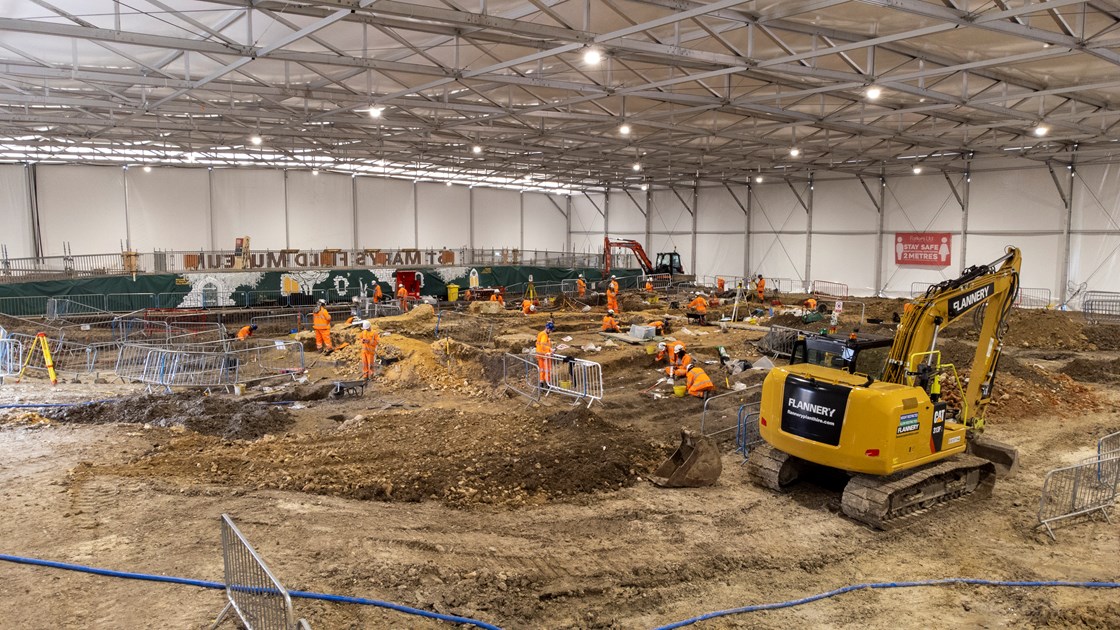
[895,232,952,267]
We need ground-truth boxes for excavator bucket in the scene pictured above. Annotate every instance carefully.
[649,429,722,487]
[968,435,1019,475]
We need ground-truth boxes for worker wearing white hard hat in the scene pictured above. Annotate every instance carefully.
[667,343,691,379]
[359,319,379,379]
[312,299,333,353]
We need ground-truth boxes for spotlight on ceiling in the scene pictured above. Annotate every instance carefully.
[472,145,483,154]
[446,180,453,187]
[789,147,801,158]
[866,86,882,100]
[1034,125,1049,137]
[632,162,641,172]
[312,169,319,176]
[369,106,384,119]
[640,183,649,191]
[755,175,764,183]
[912,166,923,175]
[583,48,602,65]
[143,165,152,173]
[619,123,632,136]
[250,135,262,146]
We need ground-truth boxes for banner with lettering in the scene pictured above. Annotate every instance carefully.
[894,232,952,267]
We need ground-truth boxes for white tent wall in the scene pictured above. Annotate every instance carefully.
[356,177,415,248]
[1070,164,1120,294]
[416,183,469,250]
[607,190,646,236]
[811,177,880,295]
[125,167,210,252]
[570,193,605,254]
[286,171,354,250]
[880,174,965,297]
[695,184,748,280]
[472,187,521,250]
[0,164,34,258]
[750,181,809,290]
[648,188,694,277]
[36,165,127,255]
[522,193,568,252]
[968,166,1066,300]
[210,169,287,250]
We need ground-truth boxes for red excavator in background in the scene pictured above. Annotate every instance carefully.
[603,237,687,279]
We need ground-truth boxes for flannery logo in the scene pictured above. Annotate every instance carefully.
[948,283,992,318]
[788,398,837,418]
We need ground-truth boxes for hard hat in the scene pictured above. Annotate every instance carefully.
[352,296,359,303]
[674,344,684,353]
[545,321,555,332]
[611,274,616,279]
[530,304,537,312]
[607,309,615,315]
[362,321,371,330]
[578,273,584,278]
[318,299,326,305]
[249,324,258,331]
[757,274,763,279]
[657,342,666,351]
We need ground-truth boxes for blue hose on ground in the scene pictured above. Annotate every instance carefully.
[652,578,1120,630]
[0,554,503,630]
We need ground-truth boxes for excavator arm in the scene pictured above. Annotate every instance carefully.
[882,246,1021,432]
[604,237,655,276]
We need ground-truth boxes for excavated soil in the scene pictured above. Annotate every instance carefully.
[41,393,294,440]
[1,295,1118,629]
[1061,357,1120,384]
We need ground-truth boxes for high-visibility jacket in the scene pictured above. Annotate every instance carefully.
[312,307,331,330]
[576,278,586,296]
[756,277,766,295]
[805,298,817,310]
[609,279,619,293]
[688,296,709,314]
[463,290,472,301]
[522,299,534,315]
[535,330,552,355]
[717,277,725,292]
[359,329,379,353]
[236,325,253,340]
[374,285,383,301]
[396,286,408,300]
[647,320,664,335]
[602,315,620,332]
[669,351,691,377]
[686,366,715,396]
[644,280,653,292]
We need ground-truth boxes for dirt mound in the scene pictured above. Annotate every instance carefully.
[1060,357,1120,384]
[374,302,437,336]
[105,406,663,507]
[48,393,293,440]
[942,309,1089,350]
[1081,324,1120,351]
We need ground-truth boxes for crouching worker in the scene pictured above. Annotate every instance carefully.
[685,363,715,399]
[359,321,379,380]
[687,292,709,326]
[666,344,691,379]
[602,309,621,333]
[236,324,258,341]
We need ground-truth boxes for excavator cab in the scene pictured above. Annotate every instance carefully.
[790,334,892,378]
[654,251,685,276]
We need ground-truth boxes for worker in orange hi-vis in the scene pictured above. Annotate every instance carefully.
[717,277,725,293]
[665,344,691,378]
[608,275,620,294]
[576,274,587,298]
[236,324,258,340]
[755,274,766,302]
[463,288,472,302]
[490,291,505,307]
[373,283,383,302]
[647,320,667,336]
[685,363,716,398]
[601,309,621,332]
[688,291,710,326]
[311,299,333,353]
[644,278,654,292]
[359,321,379,379]
[396,283,409,312]
[535,321,554,388]
[522,298,536,315]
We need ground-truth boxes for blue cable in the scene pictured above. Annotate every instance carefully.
[0,554,502,630]
[652,578,1120,629]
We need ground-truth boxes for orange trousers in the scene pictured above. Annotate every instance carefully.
[361,350,376,378]
[314,328,332,349]
[537,357,552,384]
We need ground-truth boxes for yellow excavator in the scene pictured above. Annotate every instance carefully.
[748,246,1022,528]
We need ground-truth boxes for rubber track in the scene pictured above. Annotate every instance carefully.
[746,444,792,491]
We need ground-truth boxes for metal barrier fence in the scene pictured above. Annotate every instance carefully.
[250,313,304,336]
[116,340,304,391]
[756,325,802,358]
[0,337,22,379]
[435,311,494,346]
[1082,290,1120,324]
[769,277,801,294]
[502,352,603,406]
[1036,450,1120,540]
[1102,431,1120,462]
[7,332,100,375]
[214,513,304,630]
[810,279,849,298]
[1015,287,1052,309]
[699,386,761,440]
[736,402,763,459]
[46,296,113,321]
[910,282,933,297]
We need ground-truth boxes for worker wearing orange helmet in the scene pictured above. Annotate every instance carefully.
[396,283,409,312]
[311,299,333,353]
[685,363,716,398]
[576,274,587,298]
[359,320,379,379]
[536,321,554,387]
[602,309,621,332]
